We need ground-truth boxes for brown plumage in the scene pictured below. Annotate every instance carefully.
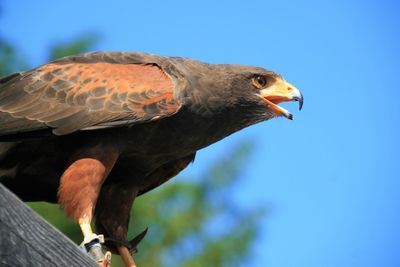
[0,52,303,265]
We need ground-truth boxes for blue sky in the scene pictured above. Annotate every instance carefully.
[1,0,399,266]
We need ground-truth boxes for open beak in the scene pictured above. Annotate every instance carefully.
[259,78,303,120]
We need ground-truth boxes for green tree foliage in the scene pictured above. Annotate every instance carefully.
[131,142,264,267]
[0,33,97,76]
[0,38,27,76]
[0,35,265,267]
[49,34,99,60]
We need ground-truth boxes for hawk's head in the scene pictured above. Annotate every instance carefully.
[169,58,303,123]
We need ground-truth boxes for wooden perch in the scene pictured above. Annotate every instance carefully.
[0,183,98,267]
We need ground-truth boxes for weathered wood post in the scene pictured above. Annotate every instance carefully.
[0,183,98,266]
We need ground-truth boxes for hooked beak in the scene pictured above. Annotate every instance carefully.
[259,78,303,120]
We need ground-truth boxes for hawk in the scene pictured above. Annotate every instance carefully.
[0,52,303,266]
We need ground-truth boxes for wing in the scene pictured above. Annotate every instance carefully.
[138,153,196,196]
[0,52,182,137]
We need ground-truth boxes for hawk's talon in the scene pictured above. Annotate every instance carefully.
[104,227,148,255]
[101,251,112,267]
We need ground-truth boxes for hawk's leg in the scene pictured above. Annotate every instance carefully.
[95,181,140,267]
[58,145,119,265]
[94,154,196,267]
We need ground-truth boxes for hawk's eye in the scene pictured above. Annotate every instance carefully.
[252,75,267,88]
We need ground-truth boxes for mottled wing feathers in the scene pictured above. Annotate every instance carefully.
[0,55,181,137]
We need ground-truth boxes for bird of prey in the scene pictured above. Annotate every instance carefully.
[0,52,303,266]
